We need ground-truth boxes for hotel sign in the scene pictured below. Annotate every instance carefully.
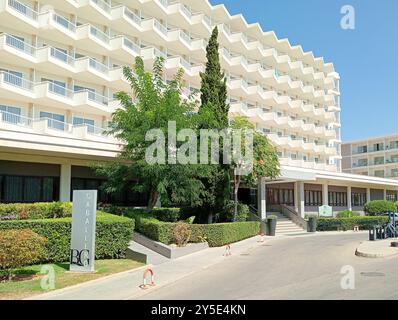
[319,205,333,217]
[70,190,97,272]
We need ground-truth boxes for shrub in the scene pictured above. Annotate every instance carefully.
[0,229,47,280]
[317,216,389,231]
[364,200,396,216]
[336,210,360,218]
[173,222,191,247]
[100,206,181,223]
[0,202,72,221]
[0,212,134,263]
[222,201,250,222]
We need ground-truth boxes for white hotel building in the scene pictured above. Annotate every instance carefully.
[0,0,397,219]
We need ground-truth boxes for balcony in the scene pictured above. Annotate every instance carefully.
[0,109,115,142]
[0,71,118,116]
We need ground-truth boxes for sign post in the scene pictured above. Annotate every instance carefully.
[319,205,333,217]
[70,190,97,272]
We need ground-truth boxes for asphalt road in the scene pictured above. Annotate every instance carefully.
[138,233,398,300]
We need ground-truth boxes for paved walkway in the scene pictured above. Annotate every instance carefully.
[356,238,398,258]
[29,231,362,300]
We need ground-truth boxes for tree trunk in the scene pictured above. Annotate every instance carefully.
[233,174,241,222]
[147,189,159,210]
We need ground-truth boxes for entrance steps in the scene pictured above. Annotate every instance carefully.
[268,212,307,235]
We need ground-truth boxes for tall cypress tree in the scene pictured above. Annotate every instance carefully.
[199,27,229,129]
[199,27,231,223]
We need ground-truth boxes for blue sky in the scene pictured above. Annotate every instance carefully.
[209,0,398,141]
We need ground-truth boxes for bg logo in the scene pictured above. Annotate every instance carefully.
[70,249,90,267]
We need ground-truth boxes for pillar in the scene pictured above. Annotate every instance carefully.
[322,183,328,206]
[383,189,387,201]
[60,164,72,202]
[257,178,266,220]
[294,182,299,213]
[298,181,305,218]
[347,186,352,211]
[366,188,371,203]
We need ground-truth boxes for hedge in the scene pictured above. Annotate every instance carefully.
[0,202,72,221]
[101,206,182,223]
[364,200,396,216]
[121,210,260,247]
[0,212,134,263]
[317,216,389,231]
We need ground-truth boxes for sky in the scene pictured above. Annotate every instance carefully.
[209,0,398,142]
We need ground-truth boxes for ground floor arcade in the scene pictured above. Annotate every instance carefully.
[257,166,398,219]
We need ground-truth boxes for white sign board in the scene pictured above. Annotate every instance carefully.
[70,190,97,272]
[319,205,333,217]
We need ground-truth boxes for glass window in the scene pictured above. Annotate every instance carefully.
[73,116,95,133]
[40,111,65,131]
[24,177,41,202]
[4,176,23,202]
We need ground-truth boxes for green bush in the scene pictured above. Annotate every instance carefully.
[364,200,396,216]
[173,222,192,247]
[0,202,72,221]
[101,206,181,223]
[0,212,134,263]
[0,229,47,279]
[317,216,389,231]
[221,201,250,222]
[336,210,360,218]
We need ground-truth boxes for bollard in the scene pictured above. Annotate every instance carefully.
[139,267,156,290]
[258,232,265,243]
[223,244,232,257]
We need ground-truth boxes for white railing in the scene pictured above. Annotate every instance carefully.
[89,58,110,74]
[0,71,34,91]
[123,7,141,26]
[123,38,140,54]
[47,81,74,99]
[0,110,108,138]
[0,110,31,126]
[89,25,110,44]
[5,34,35,56]
[50,47,75,65]
[8,0,38,20]
[91,0,111,13]
[52,13,76,32]
[154,20,168,35]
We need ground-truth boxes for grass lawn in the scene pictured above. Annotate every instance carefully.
[0,259,144,300]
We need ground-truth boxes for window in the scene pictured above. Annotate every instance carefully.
[1,69,23,87]
[387,192,397,202]
[328,192,347,207]
[42,78,66,96]
[0,175,59,203]
[40,111,65,131]
[73,116,95,133]
[0,104,22,124]
[305,190,322,206]
[374,156,384,165]
[374,170,385,178]
[267,188,294,206]
[352,192,366,206]
[373,143,384,152]
[357,145,367,154]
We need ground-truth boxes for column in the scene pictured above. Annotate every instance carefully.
[383,189,387,200]
[366,188,371,203]
[322,183,329,206]
[347,186,352,211]
[294,182,299,213]
[60,164,72,202]
[298,181,305,218]
[257,178,266,220]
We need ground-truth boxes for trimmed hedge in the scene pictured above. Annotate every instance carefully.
[317,216,389,231]
[102,206,182,223]
[0,212,134,263]
[122,209,259,247]
[364,200,396,216]
[336,210,360,218]
[0,202,72,221]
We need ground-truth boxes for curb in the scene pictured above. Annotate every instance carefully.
[25,264,148,300]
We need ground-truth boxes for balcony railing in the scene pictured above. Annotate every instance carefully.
[52,13,76,32]
[5,34,35,55]
[0,109,108,138]
[91,0,111,13]
[8,0,38,21]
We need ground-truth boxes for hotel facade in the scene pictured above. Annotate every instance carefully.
[0,0,397,219]
[342,134,398,181]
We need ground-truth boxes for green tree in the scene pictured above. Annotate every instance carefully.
[230,116,280,221]
[95,57,208,209]
[198,26,231,222]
